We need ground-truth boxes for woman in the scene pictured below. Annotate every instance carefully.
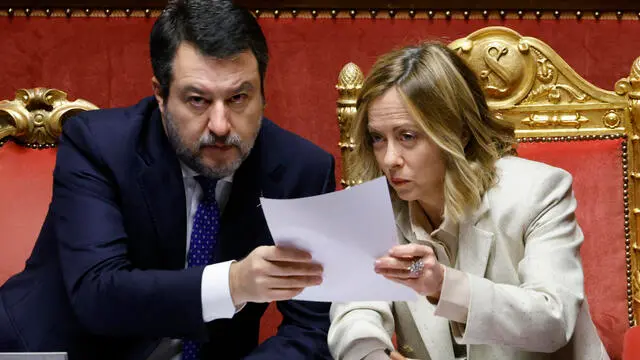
[328,43,608,360]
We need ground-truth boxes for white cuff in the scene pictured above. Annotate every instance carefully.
[201,260,237,322]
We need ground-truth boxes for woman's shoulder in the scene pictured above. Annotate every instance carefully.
[484,156,575,212]
[494,156,573,187]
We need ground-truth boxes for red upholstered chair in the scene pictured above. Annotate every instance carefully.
[624,326,640,359]
[0,88,284,343]
[336,26,640,360]
[0,88,98,284]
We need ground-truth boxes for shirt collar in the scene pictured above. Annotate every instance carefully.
[408,201,458,240]
[180,161,234,184]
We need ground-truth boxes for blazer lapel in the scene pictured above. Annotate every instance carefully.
[406,299,455,360]
[395,206,454,359]
[457,198,494,278]
[136,107,187,269]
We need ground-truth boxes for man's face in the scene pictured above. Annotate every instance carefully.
[154,42,263,178]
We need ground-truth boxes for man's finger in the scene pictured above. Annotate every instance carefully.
[268,288,305,301]
[268,275,323,289]
[267,261,323,276]
[263,245,314,262]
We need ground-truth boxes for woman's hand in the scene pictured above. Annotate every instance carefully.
[383,349,412,360]
[374,244,445,297]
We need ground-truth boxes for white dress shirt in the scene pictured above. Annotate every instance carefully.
[180,163,237,322]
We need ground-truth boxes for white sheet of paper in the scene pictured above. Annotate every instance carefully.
[260,176,417,302]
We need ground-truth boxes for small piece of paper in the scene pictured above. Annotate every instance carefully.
[260,176,417,302]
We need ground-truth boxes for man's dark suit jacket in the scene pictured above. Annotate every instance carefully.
[0,97,336,359]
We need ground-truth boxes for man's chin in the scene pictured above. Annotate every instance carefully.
[197,158,242,178]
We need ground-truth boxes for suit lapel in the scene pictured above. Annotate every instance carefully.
[215,119,283,261]
[457,198,494,278]
[136,107,187,269]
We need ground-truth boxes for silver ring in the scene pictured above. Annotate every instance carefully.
[408,258,424,276]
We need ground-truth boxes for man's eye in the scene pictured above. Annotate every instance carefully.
[229,94,248,104]
[188,96,208,108]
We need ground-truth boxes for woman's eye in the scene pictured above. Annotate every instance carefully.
[400,132,416,141]
[370,133,384,144]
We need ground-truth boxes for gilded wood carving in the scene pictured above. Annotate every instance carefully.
[0,88,98,148]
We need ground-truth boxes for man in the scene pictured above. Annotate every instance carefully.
[0,1,335,359]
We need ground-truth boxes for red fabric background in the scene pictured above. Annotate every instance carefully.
[1,16,638,358]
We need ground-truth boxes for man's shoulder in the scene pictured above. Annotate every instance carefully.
[260,118,333,165]
[64,96,157,136]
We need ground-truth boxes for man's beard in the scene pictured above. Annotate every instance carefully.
[164,108,258,179]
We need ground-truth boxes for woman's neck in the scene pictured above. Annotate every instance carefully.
[417,196,445,229]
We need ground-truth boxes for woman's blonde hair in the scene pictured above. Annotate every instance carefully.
[350,42,516,222]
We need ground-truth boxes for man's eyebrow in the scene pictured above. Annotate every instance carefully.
[182,85,207,95]
[233,82,255,93]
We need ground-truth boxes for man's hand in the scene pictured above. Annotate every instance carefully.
[229,245,323,306]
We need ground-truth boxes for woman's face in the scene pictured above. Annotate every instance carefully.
[367,87,446,203]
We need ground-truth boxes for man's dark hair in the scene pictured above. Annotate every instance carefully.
[150,0,269,99]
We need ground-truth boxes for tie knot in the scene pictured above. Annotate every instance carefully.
[195,176,219,202]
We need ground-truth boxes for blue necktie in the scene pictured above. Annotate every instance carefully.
[183,176,221,360]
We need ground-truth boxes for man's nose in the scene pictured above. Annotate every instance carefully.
[207,102,231,137]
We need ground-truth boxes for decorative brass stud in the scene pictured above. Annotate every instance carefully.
[311,10,318,18]
[617,11,624,20]
[7,7,13,16]
[408,9,415,18]
[388,9,396,18]
[463,10,470,20]
[84,8,91,16]
[482,10,489,18]
[594,11,601,19]
[330,9,337,18]
[273,9,279,18]
[291,9,297,17]
[517,10,524,18]
[445,10,452,19]
[254,9,260,17]
[144,9,151,17]
[65,8,72,17]
[535,10,542,19]
[576,10,582,19]
[105,9,111,17]
[349,10,356,18]
[124,8,131,16]
[370,9,377,18]
[44,8,51,17]
[24,8,31,16]
[499,10,506,19]
[428,10,435,19]
[553,10,561,19]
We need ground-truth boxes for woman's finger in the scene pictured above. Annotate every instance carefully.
[388,244,433,258]
[375,256,413,270]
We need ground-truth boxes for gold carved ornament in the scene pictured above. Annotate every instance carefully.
[0,88,98,148]
[336,26,640,326]
[618,57,640,326]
